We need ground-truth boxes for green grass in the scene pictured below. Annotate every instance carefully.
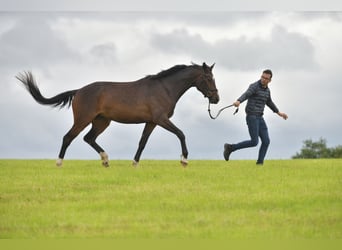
[0,159,341,239]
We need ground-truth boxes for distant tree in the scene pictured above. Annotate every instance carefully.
[293,138,342,159]
[331,145,342,158]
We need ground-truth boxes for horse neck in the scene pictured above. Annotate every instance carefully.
[161,68,197,102]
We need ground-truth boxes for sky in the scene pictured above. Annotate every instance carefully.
[1,2,342,162]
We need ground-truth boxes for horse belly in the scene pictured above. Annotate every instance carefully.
[95,84,165,123]
[102,103,152,123]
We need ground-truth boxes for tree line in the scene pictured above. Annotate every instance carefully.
[293,138,342,159]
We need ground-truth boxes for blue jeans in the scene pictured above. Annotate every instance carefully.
[232,115,270,164]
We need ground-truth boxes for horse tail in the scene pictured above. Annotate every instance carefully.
[16,71,78,109]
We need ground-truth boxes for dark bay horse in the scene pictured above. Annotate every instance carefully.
[16,63,219,167]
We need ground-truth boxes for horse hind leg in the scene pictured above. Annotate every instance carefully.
[57,122,90,167]
[83,116,111,167]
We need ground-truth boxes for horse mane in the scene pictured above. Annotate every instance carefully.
[146,64,189,80]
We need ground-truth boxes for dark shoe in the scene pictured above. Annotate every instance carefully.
[256,161,263,165]
[223,143,233,161]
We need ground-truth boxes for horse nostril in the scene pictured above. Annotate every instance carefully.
[210,96,219,104]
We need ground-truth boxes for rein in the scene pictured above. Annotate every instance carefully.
[207,101,239,119]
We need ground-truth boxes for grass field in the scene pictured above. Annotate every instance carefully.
[0,159,341,239]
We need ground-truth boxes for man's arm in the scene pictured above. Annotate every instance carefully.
[233,82,258,107]
[267,94,288,120]
[266,97,279,113]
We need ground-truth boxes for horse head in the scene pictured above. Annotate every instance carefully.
[194,63,220,104]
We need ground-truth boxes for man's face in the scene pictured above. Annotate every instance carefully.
[260,73,272,87]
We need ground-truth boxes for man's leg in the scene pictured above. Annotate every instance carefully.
[257,117,270,164]
[232,115,259,151]
[224,115,259,161]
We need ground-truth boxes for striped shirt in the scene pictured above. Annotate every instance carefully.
[237,80,279,116]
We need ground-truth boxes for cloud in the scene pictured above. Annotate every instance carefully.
[0,15,79,69]
[151,25,317,71]
[89,42,117,64]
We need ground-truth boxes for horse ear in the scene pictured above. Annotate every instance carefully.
[202,62,209,72]
[210,63,215,71]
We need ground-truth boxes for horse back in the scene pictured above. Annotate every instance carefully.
[72,80,171,123]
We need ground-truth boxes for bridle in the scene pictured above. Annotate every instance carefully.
[207,101,239,119]
[205,88,218,98]
[195,72,239,119]
[196,74,218,99]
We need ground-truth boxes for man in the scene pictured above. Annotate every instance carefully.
[223,69,288,165]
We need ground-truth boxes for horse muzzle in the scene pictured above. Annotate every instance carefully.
[207,90,219,104]
[209,95,219,104]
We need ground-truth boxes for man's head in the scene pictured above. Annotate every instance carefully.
[260,69,272,88]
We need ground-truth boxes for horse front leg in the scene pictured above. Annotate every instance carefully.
[133,122,156,166]
[158,118,189,167]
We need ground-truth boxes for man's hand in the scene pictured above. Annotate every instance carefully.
[278,112,288,120]
[233,101,240,107]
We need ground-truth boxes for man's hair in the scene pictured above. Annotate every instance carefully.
[263,69,273,78]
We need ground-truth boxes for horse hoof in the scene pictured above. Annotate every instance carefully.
[102,161,109,168]
[56,158,63,167]
[181,161,188,167]
[132,160,139,167]
[100,152,109,167]
[180,155,188,167]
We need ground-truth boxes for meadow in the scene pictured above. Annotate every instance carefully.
[0,159,341,239]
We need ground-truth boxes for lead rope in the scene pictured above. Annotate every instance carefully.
[207,101,239,119]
